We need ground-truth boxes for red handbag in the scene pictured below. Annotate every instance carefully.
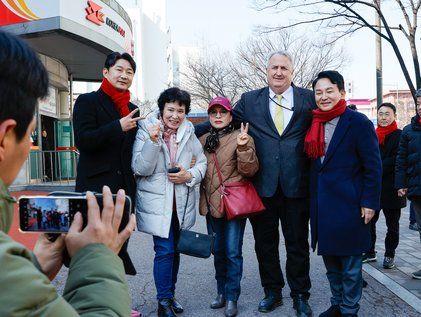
[213,153,265,220]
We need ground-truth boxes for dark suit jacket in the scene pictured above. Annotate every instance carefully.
[379,129,406,209]
[73,89,138,274]
[233,85,315,198]
[309,109,382,256]
[73,89,138,200]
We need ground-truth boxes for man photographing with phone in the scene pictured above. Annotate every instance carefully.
[0,30,136,316]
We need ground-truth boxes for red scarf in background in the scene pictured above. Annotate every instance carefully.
[304,99,347,159]
[100,78,130,118]
[376,120,397,145]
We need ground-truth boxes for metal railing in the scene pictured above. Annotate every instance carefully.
[22,149,79,185]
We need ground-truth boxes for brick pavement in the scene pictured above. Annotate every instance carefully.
[364,205,421,312]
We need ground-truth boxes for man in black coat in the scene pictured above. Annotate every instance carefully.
[396,89,421,279]
[73,52,141,276]
[364,103,406,269]
[196,51,315,316]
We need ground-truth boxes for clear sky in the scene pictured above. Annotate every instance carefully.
[166,0,416,99]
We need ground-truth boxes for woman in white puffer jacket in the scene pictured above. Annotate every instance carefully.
[132,87,207,317]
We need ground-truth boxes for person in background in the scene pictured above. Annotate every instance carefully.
[0,29,136,317]
[306,71,381,317]
[132,87,207,317]
[347,104,358,111]
[199,96,259,317]
[395,88,421,279]
[363,103,406,269]
[409,202,418,230]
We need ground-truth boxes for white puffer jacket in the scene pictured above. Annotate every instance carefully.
[132,110,207,238]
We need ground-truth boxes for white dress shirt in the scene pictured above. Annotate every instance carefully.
[269,86,294,133]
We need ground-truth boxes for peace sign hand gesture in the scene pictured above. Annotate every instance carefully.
[237,122,250,146]
[119,108,143,132]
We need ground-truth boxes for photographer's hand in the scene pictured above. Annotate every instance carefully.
[33,233,65,281]
[65,186,136,257]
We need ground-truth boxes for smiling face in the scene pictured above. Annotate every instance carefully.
[377,106,396,127]
[209,105,232,129]
[162,102,186,129]
[266,54,293,95]
[102,58,134,91]
[314,78,345,111]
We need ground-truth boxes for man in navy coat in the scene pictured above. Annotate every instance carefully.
[306,71,382,317]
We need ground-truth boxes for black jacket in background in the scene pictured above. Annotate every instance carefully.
[73,89,138,275]
[379,129,406,209]
[395,115,421,199]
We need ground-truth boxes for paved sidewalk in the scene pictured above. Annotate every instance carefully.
[363,205,421,312]
[7,190,421,316]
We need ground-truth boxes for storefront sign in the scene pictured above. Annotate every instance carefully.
[85,0,104,26]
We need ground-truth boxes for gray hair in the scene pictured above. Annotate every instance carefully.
[266,50,294,69]
[416,89,421,97]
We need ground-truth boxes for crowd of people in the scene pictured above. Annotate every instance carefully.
[0,29,420,317]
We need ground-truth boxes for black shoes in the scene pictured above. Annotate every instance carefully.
[225,300,238,317]
[362,252,377,263]
[293,294,313,317]
[210,294,226,309]
[158,299,177,317]
[319,305,341,317]
[171,297,183,314]
[257,292,283,313]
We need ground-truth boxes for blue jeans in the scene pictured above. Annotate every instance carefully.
[207,215,246,301]
[322,255,363,315]
[153,213,180,300]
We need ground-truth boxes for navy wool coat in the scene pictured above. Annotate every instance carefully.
[309,109,382,256]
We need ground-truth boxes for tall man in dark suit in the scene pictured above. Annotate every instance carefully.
[73,52,141,277]
[196,51,315,316]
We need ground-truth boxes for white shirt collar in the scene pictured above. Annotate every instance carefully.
[268,85,293,102]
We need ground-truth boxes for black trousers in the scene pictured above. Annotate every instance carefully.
[368,208,401,258]
[249,186,311,298]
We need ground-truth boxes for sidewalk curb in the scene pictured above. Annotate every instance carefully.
[363,264,421,313]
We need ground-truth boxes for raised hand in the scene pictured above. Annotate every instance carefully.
[237,122,250,146]
[119,108,143,132]
[147,123,161,143]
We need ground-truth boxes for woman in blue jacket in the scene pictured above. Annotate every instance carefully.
[305,71,382,317]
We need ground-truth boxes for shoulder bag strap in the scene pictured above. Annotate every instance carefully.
[212,152,225,189]
[179,187,190,227]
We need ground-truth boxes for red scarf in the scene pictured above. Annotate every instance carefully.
[100,78,130,118]
[304,99,347,159]
[376,121,397,145]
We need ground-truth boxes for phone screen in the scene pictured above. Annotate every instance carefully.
[19,197,87,233]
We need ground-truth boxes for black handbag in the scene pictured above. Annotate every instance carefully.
[175,189,215,258]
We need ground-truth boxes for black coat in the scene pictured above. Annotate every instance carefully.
[195,85,316,198]
[379,129,406,209]
[73,89,138,275]
[395,115,421,199]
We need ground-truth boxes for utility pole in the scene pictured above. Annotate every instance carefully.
[375,0,383,108]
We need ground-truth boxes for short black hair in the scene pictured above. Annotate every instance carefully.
[0,31,49,140]
[104,52,136,73]
[157,87,191,115]
[348,104,357,111]
[378,102,396,114]
[312,70,345,92]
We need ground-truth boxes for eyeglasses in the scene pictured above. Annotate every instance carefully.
[209,109,230,117]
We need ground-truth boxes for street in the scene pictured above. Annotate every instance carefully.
[50,206,421,316]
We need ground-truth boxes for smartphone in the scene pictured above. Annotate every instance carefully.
[18,194,132,233]
[167,167,181,173]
